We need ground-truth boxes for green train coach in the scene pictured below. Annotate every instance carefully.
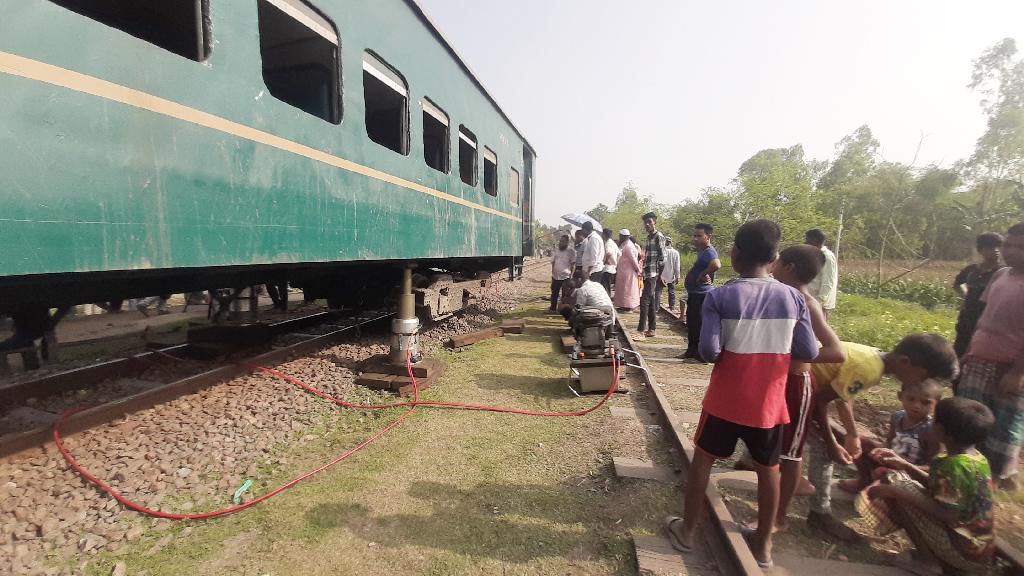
[0,0,536,315]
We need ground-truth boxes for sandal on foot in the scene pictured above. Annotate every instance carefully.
[738,525,774,569]
[663,516,694,553]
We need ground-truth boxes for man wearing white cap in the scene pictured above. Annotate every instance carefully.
[613,229,641,310]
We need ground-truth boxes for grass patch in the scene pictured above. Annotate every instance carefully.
[85,299,678,575]
[840,275,959,309]
[829,293,955,350]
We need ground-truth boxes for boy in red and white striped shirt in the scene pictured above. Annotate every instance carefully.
[665,220,818,569]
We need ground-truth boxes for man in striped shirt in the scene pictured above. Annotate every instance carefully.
[637,212,666,337]
[665,220,818,569]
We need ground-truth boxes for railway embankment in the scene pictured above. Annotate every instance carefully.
[2,262,684,576]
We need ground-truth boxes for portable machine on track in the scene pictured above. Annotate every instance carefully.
[567,306,621,393]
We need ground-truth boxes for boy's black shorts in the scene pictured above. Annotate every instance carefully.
[694,412,783,467]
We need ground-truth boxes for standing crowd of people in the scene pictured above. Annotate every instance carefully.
[547,212,686,339]
[550,212,1024,575]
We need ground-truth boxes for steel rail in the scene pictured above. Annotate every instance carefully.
[0,311,392,459]
[0,311,341,407]
[613,314,760,576]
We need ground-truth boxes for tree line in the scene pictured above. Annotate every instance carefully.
[537,38,1024,261]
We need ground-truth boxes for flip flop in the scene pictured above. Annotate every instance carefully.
[738,524,775,569]
[663,516,694,553]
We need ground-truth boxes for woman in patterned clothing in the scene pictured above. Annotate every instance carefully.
[952,232,1003,358]
[858,397,995,575]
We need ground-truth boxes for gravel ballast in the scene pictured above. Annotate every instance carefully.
[0,262,547,575]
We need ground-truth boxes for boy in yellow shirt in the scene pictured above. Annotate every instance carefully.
[802,334,958,541]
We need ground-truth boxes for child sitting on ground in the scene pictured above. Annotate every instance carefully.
[838,379,942,494]
[859,397,995,575]
[801,333,958,543]
[664,220,819,569]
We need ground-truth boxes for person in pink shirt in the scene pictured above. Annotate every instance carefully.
[957,222,1024,489]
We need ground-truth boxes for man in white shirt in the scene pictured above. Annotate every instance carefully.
[659,237,681,311]
[580,221,606,284]
[562,268,615,319]
[601,228,621,296]
[549,233,575,313]
[805,228,838,318]
[572,270,614,310]
[562,270,617,344]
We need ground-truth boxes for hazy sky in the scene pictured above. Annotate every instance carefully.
[418,0,1024,226]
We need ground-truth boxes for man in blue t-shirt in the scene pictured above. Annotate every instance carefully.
[681,223,721,361]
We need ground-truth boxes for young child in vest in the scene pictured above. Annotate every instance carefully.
[838,379,943,494]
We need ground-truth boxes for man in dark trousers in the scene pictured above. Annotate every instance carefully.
[637,212,665,338]
[681,223,721,361]
[580,221,605,284]
[548,233,575,313]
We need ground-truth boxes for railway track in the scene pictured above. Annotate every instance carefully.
[615,313,758,576]
[0,260,546,461]
[0,311,393,459]
[0,262,549,574]
[629,304,1024,575]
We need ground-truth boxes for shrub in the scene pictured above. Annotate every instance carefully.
[839,275,958,309]
[829,293,955,351]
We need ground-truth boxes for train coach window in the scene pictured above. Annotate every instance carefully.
[483,148,498,197]
[509,167,521,206]
[48,0,210,61]
[422,99,449,173]
[458,127,478,186]
[363,52,409,155]
[258,0,341,124]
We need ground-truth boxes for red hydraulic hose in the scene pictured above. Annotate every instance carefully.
[53,347,619,520]
[52,350,422,520]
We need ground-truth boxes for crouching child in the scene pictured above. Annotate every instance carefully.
[858,397,996,575]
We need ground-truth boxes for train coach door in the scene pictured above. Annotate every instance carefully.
[522,147,535,256]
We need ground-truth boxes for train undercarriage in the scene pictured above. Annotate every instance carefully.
[0,256,520,325]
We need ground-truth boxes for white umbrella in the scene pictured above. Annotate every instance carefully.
[560,212,603,232]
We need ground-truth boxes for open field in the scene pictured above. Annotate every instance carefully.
[838,259,966,283]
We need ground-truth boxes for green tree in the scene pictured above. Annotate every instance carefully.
[914,167,965,258]
[959,38,1024,233]
[600,181,658,239]
[817,125,881,257]
[669,187,741,253]
[585,203,610,224]
[735,145,835,244]
[531,221,569,255]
